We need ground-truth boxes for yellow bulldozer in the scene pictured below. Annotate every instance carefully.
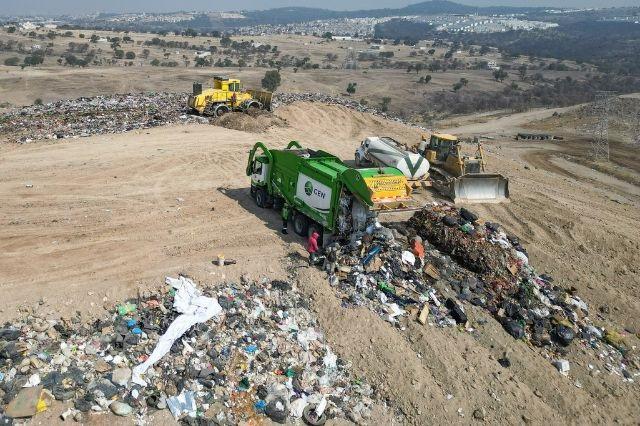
[187,75,273,117]
[420,133,509,203]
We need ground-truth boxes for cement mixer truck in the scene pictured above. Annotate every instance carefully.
[355,136,430,187]
[247,141,420,244]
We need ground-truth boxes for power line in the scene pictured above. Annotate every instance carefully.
[589,91,615,161]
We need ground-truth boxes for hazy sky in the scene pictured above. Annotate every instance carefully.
[2,0,638,16]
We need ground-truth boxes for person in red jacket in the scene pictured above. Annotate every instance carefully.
[307,231,320,265]
[411,236,425,267]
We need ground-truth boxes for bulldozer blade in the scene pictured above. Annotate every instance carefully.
[449,174,509,203]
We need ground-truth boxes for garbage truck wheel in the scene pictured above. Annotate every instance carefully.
[255,189,267,208]
[293,213,309,236]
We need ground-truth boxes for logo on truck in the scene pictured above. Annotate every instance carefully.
[304,180,326,198]
[297,175,331,213]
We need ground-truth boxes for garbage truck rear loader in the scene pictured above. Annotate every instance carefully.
[355,136,430,187]
[247,141,419,244]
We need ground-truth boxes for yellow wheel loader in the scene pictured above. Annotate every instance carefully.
[187,75,272,117]
[420,133,509,203]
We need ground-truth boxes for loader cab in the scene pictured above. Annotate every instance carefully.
[212,76,243,92]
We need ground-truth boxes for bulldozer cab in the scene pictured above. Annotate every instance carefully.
[212,76,242,92]
[426,133,459,162]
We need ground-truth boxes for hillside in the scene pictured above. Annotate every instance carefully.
[237,1,542,26]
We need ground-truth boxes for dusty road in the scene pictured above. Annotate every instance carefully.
[1,102,639,424]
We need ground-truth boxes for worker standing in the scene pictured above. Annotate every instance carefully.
[230,92,237,108]
[324,243,339,273]
[281,204,290,235]
[307,231,320,265]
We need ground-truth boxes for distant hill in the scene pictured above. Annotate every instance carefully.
[234,1,543,26]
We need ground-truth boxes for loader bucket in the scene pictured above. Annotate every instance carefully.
[449,174,509,203]
[247,89,273,111]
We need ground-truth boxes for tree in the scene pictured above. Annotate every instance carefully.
[90,34,99,43]
[460,77,469,87]
[325,53,338,62]
[184,28,198,37]
[379,97,391,112]
[34,98,43,105]
[414,63,424,74]
[238,58,247,68]
[195,57,209,67]
[453,82,463,91]
[493,68,508,82]
[220,36,232,48]
[518,64,528,81]
[261,70,281,92]
[23,54,44,66]
[64,54,79,66]
[322,32,333,40]
[141,49,150,59]
[346,82,357,95]
[114,49,124,59]
[424,75,432,84]
[150,58,160,66]
[125,51,135,59]
[479,45,490,55]
[427,49,435,55]
[7,26,16,33]
[79,33,85,39]
[4,57,20,66]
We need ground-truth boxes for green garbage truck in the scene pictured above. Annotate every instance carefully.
[246,141,418,242]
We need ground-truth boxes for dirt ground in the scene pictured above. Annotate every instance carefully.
[1,102,639,424]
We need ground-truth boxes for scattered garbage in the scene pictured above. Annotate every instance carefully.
[0,93,196,143]
[0,276,374,423]
[554,359,571,376]
[307,203,638,379]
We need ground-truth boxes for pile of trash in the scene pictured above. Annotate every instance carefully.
[0,91,428,144]
[0,92,200,143]
[320,204,638,380]
[0,276,375,424]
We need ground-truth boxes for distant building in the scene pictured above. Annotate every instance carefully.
[20,22,37,31]
[195,51,211,59]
